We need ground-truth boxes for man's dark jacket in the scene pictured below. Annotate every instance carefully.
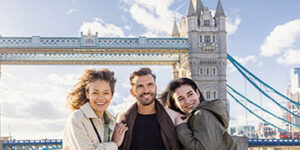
[118,99,182,150]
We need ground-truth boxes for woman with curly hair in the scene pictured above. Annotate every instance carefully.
[63,68,128,150]
[159,78,237,150]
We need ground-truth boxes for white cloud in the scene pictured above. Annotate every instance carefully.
[209,8,241,36]
[48,73,78,86]
[3,117,66,139]
[226,17,241,35]
[276,49,300,65]
[121,0,240,37]
[143,31,163,37]
[79,18,125,37]
[122,82,131,89]
[108,95,136,116]
[121,0,180,37]
[121,16,128,21]
[1,71,21,80]
[258,61,263,67]
[234,55,257,65]
[124,25,131,30]
[0,69,71,139]
[66,8,75,14]
[260,19,300,57]
[150,66,171,73]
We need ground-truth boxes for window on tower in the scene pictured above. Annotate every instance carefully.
[213,36,215,42]
[212,68,216,76]
[206,68,210,75]
[200,36,202,43]
[204,36,210,43]
[204,20,210,26]
[200,68,203,75]
[213,91,217,99]
[206,91,211,100]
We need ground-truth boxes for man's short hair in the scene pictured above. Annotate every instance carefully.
[129,67,156,86]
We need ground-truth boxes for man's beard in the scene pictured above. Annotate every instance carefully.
[137,92,156,106]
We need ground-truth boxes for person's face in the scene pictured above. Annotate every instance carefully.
[130,74,157,106]
[172,85,200,114]
[86,80,113,115]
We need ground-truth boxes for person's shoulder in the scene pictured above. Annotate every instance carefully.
[63,109,86,133]
[116,102,138,123]
[192,109,213,120]
[67,109,85,123]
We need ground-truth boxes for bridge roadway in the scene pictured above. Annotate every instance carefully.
[1,138,300,150]
[0,36,189,65]
[2,139,62,150]
[248,138,300,149]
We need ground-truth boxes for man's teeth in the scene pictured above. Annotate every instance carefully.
[96,102,105,105]
[143,94,151,97]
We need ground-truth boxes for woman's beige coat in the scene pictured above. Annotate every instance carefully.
[63,102,117,150]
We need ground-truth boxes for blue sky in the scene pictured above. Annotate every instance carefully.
[0,0,299,139]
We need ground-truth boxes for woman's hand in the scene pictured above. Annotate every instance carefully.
[175,114,191,126]
[112,123,128,147]
[164,107,181,125]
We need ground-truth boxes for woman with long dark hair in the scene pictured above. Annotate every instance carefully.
[160,78,237,150]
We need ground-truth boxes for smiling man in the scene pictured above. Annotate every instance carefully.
[118,67,182,150]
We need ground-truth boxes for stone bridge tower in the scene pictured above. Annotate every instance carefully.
[172,0,227,106]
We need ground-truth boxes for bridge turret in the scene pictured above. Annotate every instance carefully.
[171,20,180,38]
[195,0,204,17]
[186,0,228,109]
[187,0,198,54]
[214,0,227,103]
[215,0,226,31]
[187,0,197,32]
[195,0,204,27]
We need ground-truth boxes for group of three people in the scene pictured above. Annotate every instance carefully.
[62,67,237,150]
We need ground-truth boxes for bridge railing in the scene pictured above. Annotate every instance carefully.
[0,37,190,49]
[248,138,300,146]
[3,139,62,145]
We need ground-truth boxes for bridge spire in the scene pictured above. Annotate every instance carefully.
[88,28,92,36]
[171,18,180,38]
[215,0,225,17]
[195,0,204,17]
[187,0,196,17]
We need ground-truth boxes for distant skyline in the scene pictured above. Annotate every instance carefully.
[0,0,300,139]
[291,67,300,93]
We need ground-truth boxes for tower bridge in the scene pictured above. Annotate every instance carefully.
[0,1,229,149]
[1,0,299,150]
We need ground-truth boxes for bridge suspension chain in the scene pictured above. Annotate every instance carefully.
[227,90,287,132]
[227,53,300,119]
[227,53,300,106]
[227,84,300,127]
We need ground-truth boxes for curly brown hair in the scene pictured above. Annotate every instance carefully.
[67,68,117,111]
